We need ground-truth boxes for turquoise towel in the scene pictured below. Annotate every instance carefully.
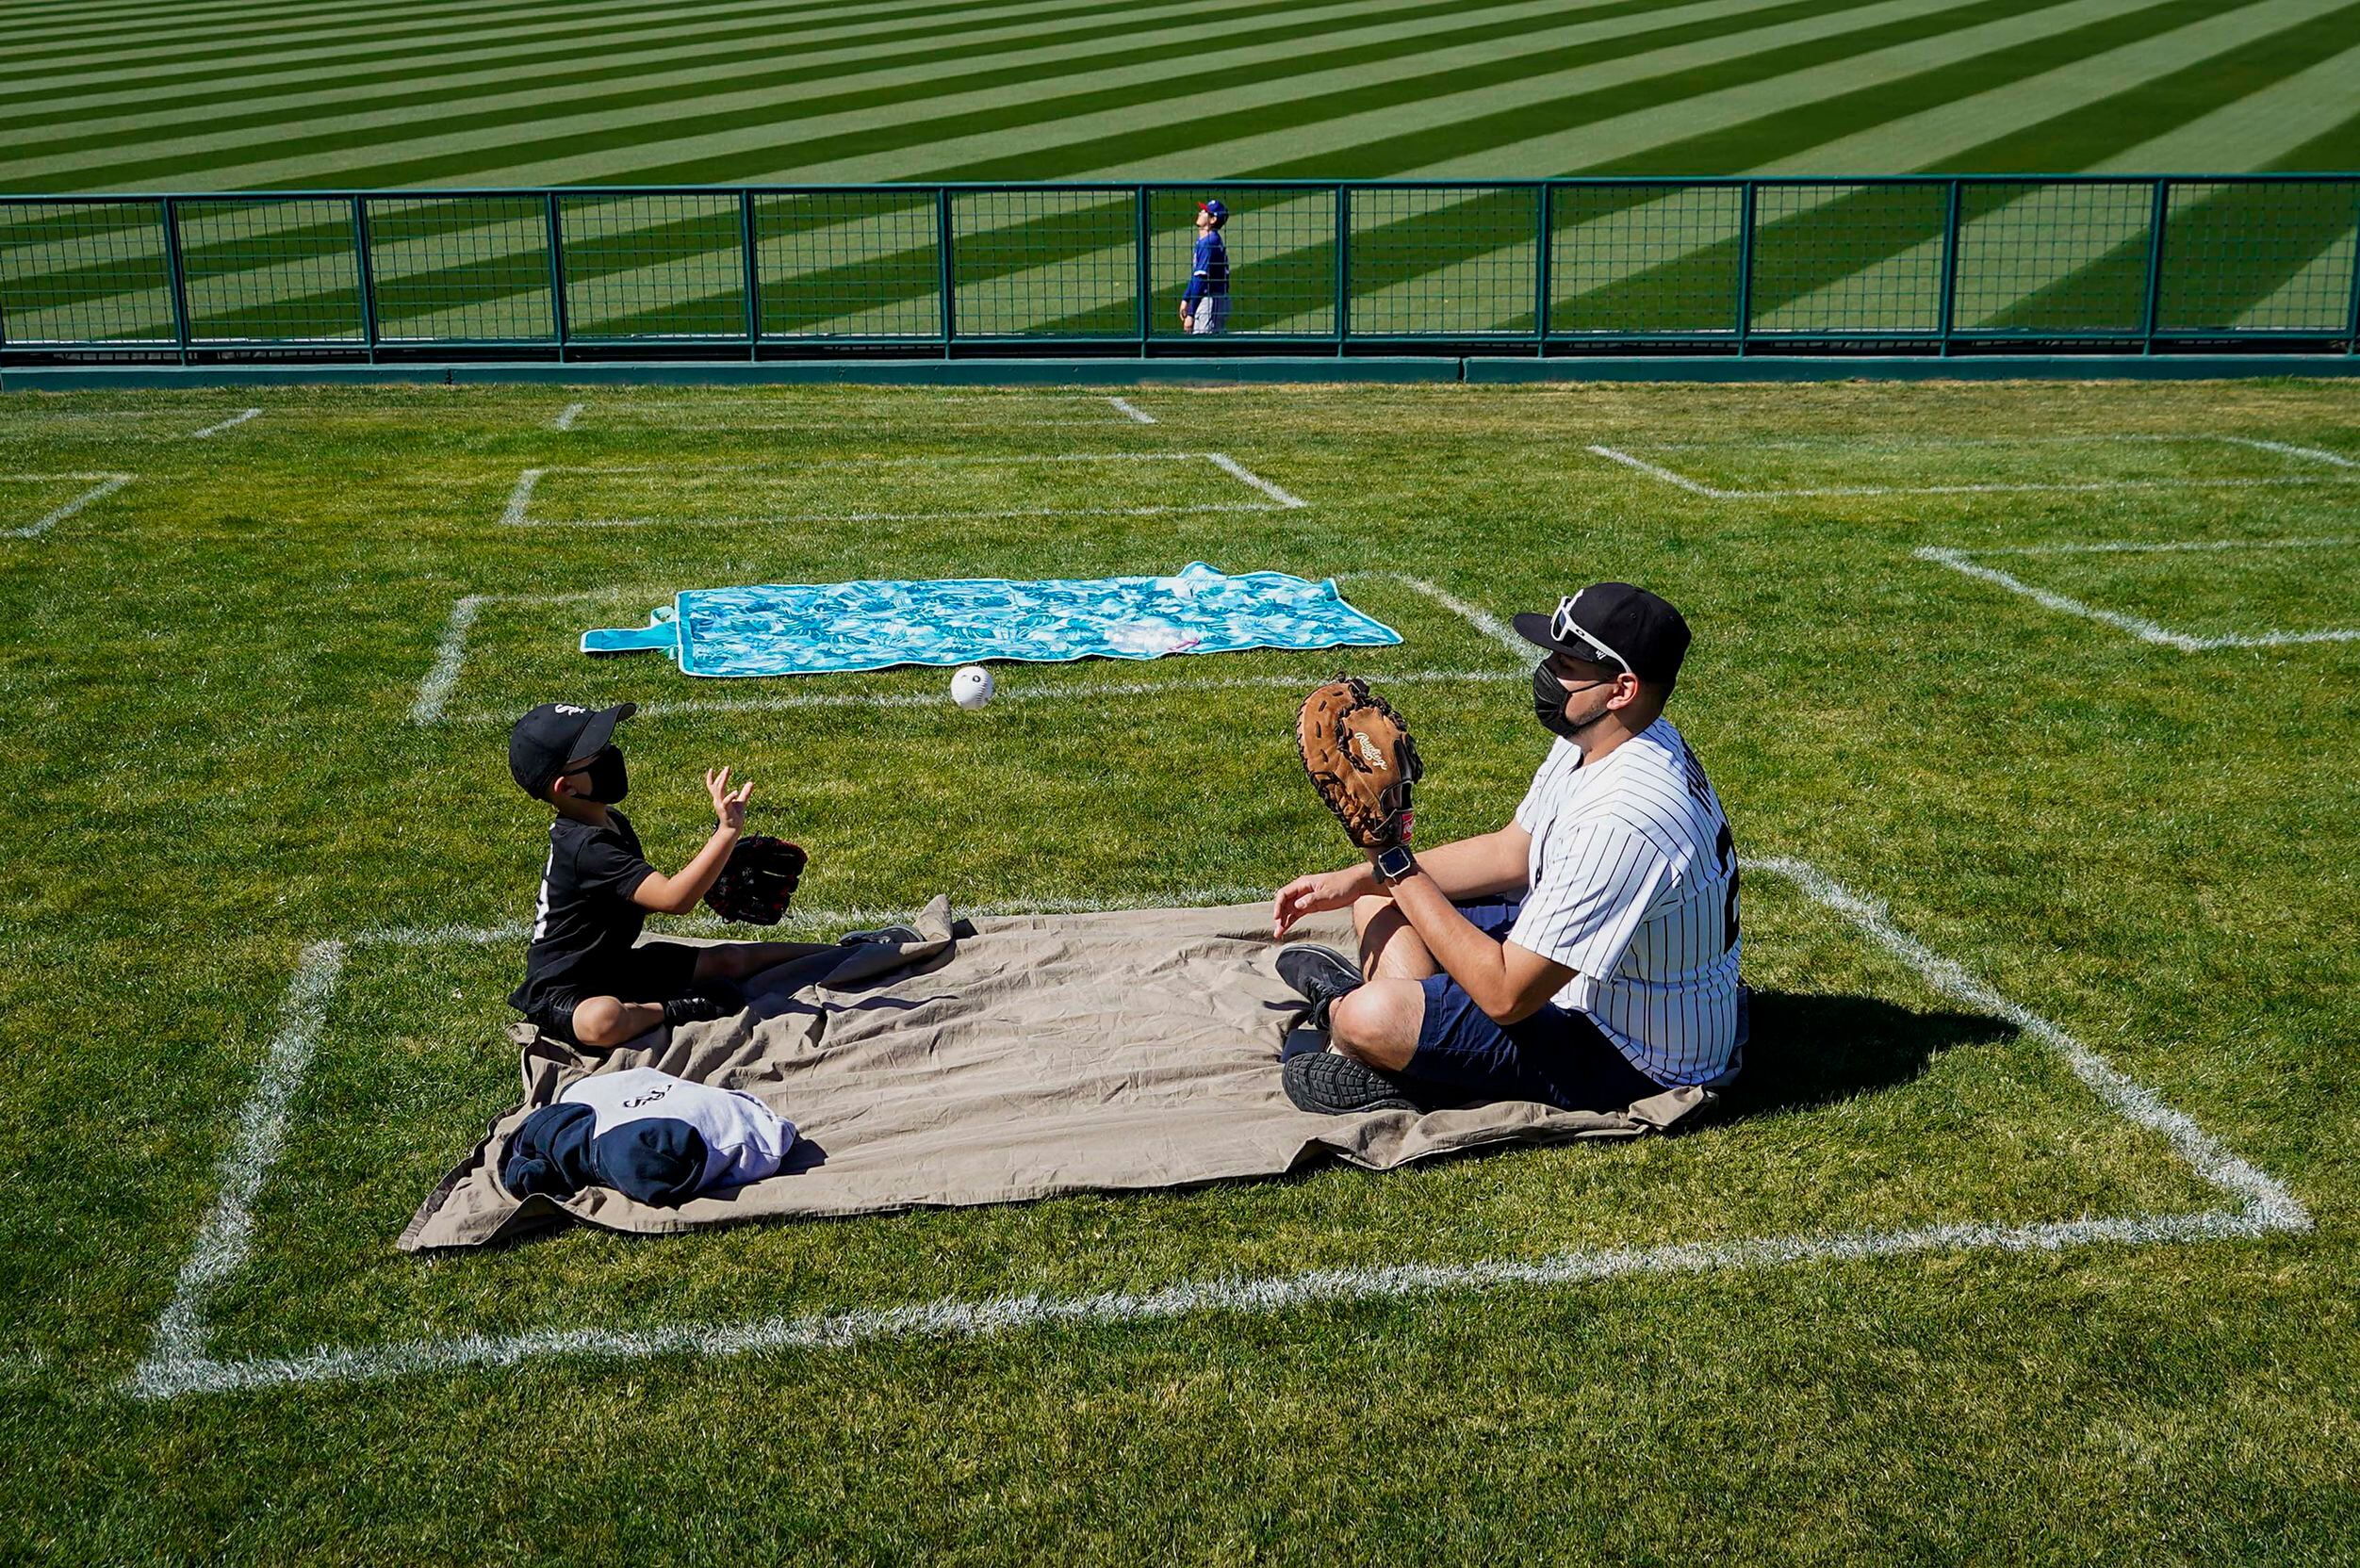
[582,563,1401,678]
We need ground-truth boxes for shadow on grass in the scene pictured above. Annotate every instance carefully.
[1707,988,2018,1123]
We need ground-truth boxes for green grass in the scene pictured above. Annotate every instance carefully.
[2,378,2358,1561]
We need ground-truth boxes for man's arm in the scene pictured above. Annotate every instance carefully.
[1385,865,1571,1023]
[632,768,751,915]
[1271,825,1530,937]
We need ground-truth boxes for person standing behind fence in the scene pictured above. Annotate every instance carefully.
[1180,199,1230,335]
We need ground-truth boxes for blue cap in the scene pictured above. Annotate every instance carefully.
[1199,199,1228,224]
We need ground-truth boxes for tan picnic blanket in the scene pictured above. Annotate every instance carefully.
[399,899,1718,1250]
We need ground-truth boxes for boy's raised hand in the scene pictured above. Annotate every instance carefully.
[705,766,754,833]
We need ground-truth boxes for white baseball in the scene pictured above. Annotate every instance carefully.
[951,664,994,710]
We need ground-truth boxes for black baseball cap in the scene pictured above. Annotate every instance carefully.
[508,701,635,796]
[1513,582,1691,684]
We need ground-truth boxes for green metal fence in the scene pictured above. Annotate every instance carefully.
[3,177,2356,364]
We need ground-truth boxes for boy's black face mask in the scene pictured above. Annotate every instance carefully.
[577,745,629,804]
[1532,661,1588,744]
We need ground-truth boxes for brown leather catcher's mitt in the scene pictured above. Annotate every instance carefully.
[1296,676,1422,850]
[703,834,808,924]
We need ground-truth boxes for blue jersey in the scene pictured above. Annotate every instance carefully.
[1183,230,1229,306]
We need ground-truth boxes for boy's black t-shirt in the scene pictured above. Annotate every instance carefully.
[510,810,658,1010]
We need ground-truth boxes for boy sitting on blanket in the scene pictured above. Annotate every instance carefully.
[506,701,817,1049]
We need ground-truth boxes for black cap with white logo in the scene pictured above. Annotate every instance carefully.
[508,701,636,796]
[1513,582,1691,684]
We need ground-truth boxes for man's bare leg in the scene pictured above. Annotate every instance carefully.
[1327,980,1426,1073]
[1353,894,1439,981]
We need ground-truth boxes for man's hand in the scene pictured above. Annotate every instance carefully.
[706,767,752,834]
[1271,867,1374,939]
[1178,304,1192,328]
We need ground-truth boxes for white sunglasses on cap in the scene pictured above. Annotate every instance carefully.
[1550,595,1632,674]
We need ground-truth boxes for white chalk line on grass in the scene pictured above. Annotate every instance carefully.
[2,472,133,538]
[1588,440,2360,499]
[412,570,1523,727]
[500,452,1302,528]
[1915,544,2360,653]
[551,401,585,433]
[123,859,2308,1399]
[187,408,261,440]
[1106,397,1155,425]
[469,668,1522,727]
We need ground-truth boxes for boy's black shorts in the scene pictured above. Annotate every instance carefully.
[520,940,701,1046]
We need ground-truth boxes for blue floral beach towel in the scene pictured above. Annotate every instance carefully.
[581,563,1401,678]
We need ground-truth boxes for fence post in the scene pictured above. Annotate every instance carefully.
[161,197,193,366]
[2139,177,2169,356]
[350,196,379,366]
[543,192,569,362]
[936,187,956,357]
[1935,179,1961,357]
[1733,181,1757,355]
[739,189,761,363]
[1335,184,1350,356]
[1135,185,1151,357]
[1532,181,1552,357]
[2345,190,2360,356]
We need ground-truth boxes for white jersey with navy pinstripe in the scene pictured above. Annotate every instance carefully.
[1505,716,1742,1086]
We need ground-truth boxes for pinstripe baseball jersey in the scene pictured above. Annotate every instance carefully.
[1506,717,1742,1086]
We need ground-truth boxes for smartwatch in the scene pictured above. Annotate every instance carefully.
[1372,842,1418,885]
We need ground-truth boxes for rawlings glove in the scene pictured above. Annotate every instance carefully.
[703,835,808,925]
[1296,676,1422,851]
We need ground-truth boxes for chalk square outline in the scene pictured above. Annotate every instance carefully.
[1915,536,2360,652]
[409,571,1523,727]
[1587,434,2360,498]
[124,856,2311,1400]
[1,471,135,538]
[0,409,259,441]
[500,451,1292,529]
[554,395,1155,432]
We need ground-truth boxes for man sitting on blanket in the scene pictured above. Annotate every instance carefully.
[506,702,818,1049]
[1270,582,1745,1116]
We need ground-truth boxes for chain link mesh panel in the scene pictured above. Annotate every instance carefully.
[364,196,553,343]
[0,201,175,346]
[2159,179,2360,334]
[1951,180,2152,335]
[950,188,1135,337]
[754,190,939,338]
[1349,186,1536,335]
[1749,182,1946,335]
[176,198,361,343]
[558,193,745,341]
[1145,187,1336,338]
[1549,183,1741,336]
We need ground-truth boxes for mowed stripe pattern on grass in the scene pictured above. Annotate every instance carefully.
[4,0,2360,193]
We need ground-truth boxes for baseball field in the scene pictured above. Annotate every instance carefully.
[0,377,2353,1560]
[7,0,2360,193]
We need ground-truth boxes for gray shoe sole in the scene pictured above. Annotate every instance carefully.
[1283,1050,1418,1115]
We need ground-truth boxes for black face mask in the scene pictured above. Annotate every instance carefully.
[1532,661,1592,746]
[578,745,629,804]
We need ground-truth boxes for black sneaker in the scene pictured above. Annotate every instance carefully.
[1276,942,1363,1029]
[840,923,924,946]
[1283,1050,1418,1115]
[662,978,744,1028]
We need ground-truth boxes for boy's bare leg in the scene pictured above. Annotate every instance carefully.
[569,996,665,1049]
[1352,895,1439,981]
[694,941,832,985]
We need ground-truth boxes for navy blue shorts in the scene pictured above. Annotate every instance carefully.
[1407,899,1663,1113]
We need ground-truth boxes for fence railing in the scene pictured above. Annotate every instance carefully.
[3,177,2357,364]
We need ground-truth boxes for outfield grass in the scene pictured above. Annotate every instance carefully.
[7,0,2360,191]
[1,378,2356,1561]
